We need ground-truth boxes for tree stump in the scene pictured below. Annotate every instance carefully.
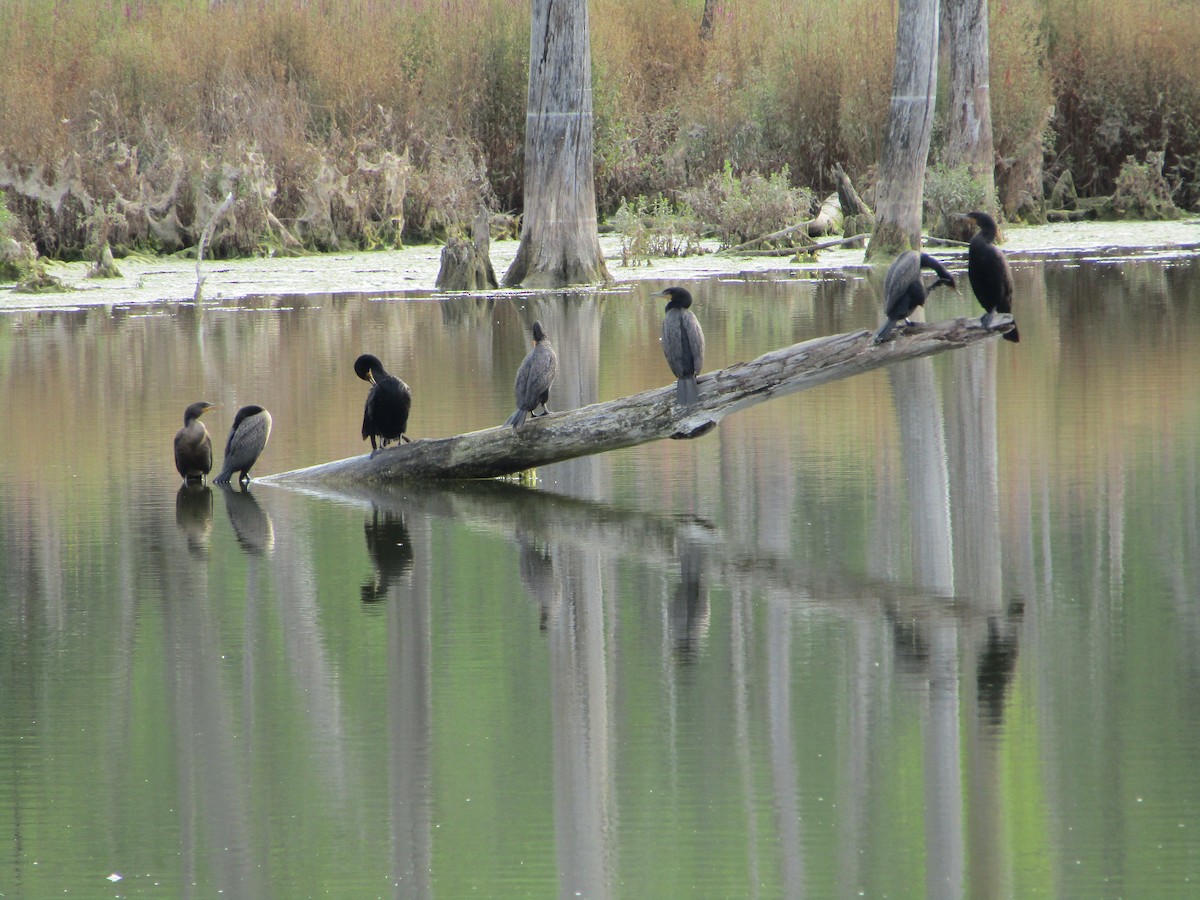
[435,209,498,291]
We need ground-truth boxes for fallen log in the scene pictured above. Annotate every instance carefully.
[262,316,1012,486]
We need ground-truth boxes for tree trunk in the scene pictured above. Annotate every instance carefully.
[943,0,997,212]
[699,0,717,40]
[263,318,1011,487]
[867,0,941,260]
[435,208,498,291]
[503,0,611,289]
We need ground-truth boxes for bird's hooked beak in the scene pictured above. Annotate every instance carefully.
[368,372,377,385]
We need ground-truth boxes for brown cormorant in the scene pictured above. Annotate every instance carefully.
[214,405,272,486]
[354,353,413,456]
[174,400,217,482]
[874,251,956,343]
[965,211,1020,343]
[657,286,705,405]
[505,320,558,428]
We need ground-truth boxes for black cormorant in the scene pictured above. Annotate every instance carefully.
[354,353,413,456]
[657,286,705,405]
[174,400,217,482]
[965,210,1020,343]
[874,250,956,343]
[505,321,558,428]
[214,405,273,486]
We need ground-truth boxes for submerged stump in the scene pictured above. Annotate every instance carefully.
[263,317,1012,487]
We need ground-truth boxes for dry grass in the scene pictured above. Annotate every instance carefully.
[0,0,1196,259]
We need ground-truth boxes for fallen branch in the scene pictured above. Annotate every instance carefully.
[193,190,235,302]
[719,194,841,255]
[262,317,1011,486]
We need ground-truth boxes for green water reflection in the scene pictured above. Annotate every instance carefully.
[1,254,1198,896]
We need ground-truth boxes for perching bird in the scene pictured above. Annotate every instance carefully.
[354,353,412,456]
[505,320,558,428]
[965,210,1020,343]
[214,405,272,486]
[874,251,957,343]
[174,400,217,482]
[657,286,705,405]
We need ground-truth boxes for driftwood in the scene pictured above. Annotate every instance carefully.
[193,190,235,302]
[719,193,842,255]
[263,317,1011,487]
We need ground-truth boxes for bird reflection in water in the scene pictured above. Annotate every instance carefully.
[518,533,561,630]
[175,482,214,558]
[361,507,414,603]
[669,543,710,662]
[219,485,275,557]
[976,600,1025,729]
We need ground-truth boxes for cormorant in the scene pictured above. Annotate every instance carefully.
[505,320,558,428]
[354,353,413,456]
[965,210,1020,343]
[174,400,217,482]
[214,405,272,486]
[874,250,956,343]
[657,286,705,405]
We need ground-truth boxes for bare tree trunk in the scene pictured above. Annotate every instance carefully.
[943,0,997,212]
[699,0,717,40]
[504,0,611,289]
[867,0,941,259]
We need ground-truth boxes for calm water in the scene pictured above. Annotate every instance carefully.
[1,249,1199,897]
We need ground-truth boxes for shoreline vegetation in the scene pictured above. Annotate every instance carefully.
[1,0,1197,277]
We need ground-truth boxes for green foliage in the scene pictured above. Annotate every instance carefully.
[682,163,812,249]
[610,194,705,266]
[1109,152,1180,219]
[923,165,989,239]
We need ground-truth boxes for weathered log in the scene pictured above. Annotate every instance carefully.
[263,317,1011,487]
[832,163,873,220]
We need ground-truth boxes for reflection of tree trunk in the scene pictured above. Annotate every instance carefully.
[699,0,717,40]
[767,600,805,896]
[867,0,941,257]
[504,0,610,288]
[551,544,614,897]
[157,503,259,896]
[946,343,1002,606]
[533,298,608,497]
[890,358,954,594]
[388,512,433,897]
[923,623,964,900]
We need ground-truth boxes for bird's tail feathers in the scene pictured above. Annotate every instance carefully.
[506,409,528,428]
[874,320,896,344]
[1003,324,1020,343]
[676,376,699,406]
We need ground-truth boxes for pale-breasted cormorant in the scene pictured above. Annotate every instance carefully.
[174,400,217,482]
[874,250,956,343]
[657,287,705,405]
[965,211,1020,343]
[214,405,272,486]
[505,320,558,428]
[354,353,412,456]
